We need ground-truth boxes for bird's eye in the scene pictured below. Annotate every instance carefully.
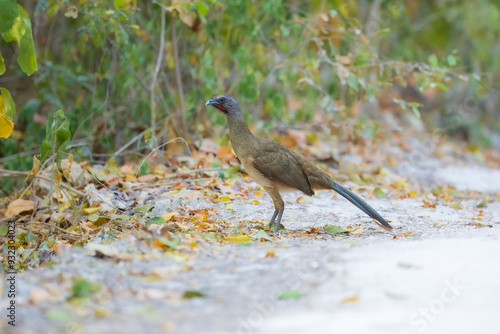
[219,97,225,103]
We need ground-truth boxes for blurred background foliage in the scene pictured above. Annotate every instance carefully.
[1,0,499,190]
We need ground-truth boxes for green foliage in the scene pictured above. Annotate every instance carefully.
[0,0,37,146]
[70,277,101,299]
[0,0,19,33]
[0,0,498,173]
[1,4,37,74]
[40,110,71,168]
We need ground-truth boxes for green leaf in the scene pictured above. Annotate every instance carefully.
[196,1,209,16]
[1,7,26,43]
[238,73,259,102]
[347,73,359,91]
[138,160,149,176]
[0,0,18,33]
[254,229,273,242]
[447,55,457,67]
[0,52,5,75]
[17,11,37,75]
[476,199,487,208]
[276,290,303,299]
[2,6,37,75]
[0,224,8,237]
[374,187,384,198]
[145,217,166,226]
[56,128,71,149]
[411,105,421,119]
[0,87,15,118]
[324,225,350,235]
[269,222,285,231]
[71,277,100,299]
[159,235,180,248]
[114,0,125,9]
[40,140,52,163]
[183,290,205,298]
[428,54,438,67]
[133,204,155,213]
[45,310,72,321]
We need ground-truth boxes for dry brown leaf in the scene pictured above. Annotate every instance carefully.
[25,155,40,182]
[137,174,157,183]
[6,198,36,217]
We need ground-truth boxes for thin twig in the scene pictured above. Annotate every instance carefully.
[150,4,167,145]
[170,11,187,136]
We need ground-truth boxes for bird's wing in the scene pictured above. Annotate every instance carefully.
[252,141,314,196]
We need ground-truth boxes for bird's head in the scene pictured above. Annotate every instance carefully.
[205,94,240,116]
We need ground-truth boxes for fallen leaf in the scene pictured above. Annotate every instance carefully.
[226,235,252,244]
[340,296,359,304]
[145,217,166,226]
[265,250,275,258]
[161,212,179,221]
[324,225,351,235]
[82,207,100,214]
[374,187,384,198]
[190,214,208,223]
[276,290,303,299]
[296,196,308,203]
[137,174,157,183]
[254,230,273,242]
[183,290,205,299]
[6,198,36,217]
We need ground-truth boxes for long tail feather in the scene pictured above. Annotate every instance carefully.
[330,181,392,231]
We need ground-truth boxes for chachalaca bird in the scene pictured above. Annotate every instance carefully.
[206,94,392,232]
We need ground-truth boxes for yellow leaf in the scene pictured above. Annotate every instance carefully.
[350,228,364,234]
[394,179,409,189]
[254,191,263,198]
[225,204,233,211]
[58,201,72,212]
[409,190,417,198]
[6,199,36,217]
[0,95,14,139]
[226,235,252,244]
[161,212,179,221]
[340,296,359,304]
[190,214,207,223]
[82,207,101,214]
[296,196,308,203]
[449,203,461,210]
[442,194,452,202]
[250,200,260,205]
[219,196,231,202]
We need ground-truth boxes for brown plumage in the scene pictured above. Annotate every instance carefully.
[206,94,392,232]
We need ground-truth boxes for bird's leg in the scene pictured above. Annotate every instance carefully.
[264,186,285,233]
[273,208,285,232]
[267,209,280,229]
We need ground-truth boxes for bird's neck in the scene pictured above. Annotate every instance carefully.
[227,112,255,156]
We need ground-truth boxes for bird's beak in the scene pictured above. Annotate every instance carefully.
[205,99,228,112]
